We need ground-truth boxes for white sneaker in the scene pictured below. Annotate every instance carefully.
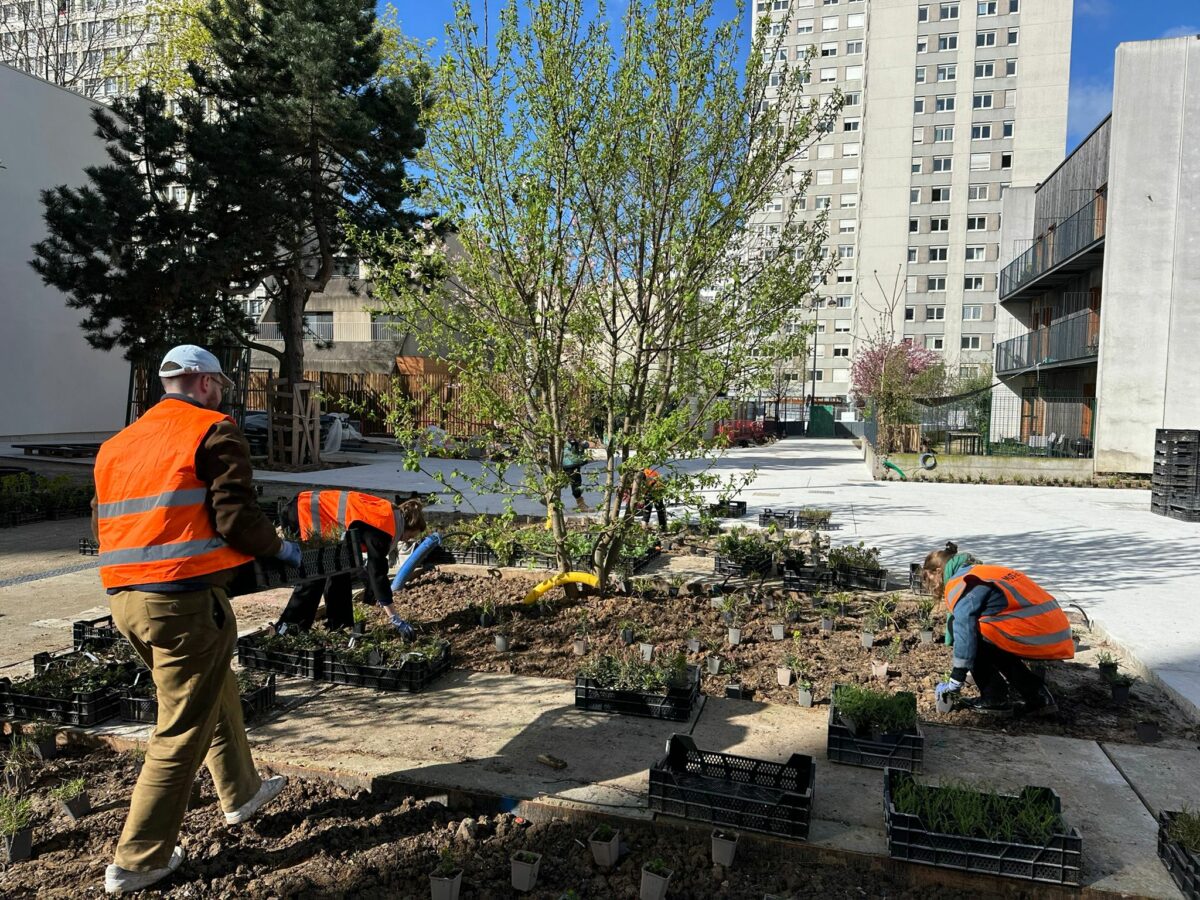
[105,845,185,894]
[224,774,287,825]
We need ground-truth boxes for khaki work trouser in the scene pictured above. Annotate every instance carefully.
[110,586,261,871]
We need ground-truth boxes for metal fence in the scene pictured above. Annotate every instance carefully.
[999,195,1106,299]
[995,308,1100,375]
[911,391,1095,458]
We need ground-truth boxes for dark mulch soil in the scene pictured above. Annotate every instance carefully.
[2,747,987,899]
[388,569,1195,745]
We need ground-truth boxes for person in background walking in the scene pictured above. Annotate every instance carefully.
[92,346,291,894]
[923,541,1071,715]
[561,435,591,512]
[276,491,426,635]
[621,467,668,530]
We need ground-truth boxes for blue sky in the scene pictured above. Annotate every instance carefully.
[388,1,1200,150]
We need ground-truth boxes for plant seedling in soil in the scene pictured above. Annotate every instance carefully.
[890,772,1067,846]
[1097,651,1119,679]
[477,598,498,627]
[1110,672,1135,704]
[722,661,744,699]
[706,654,722,676]
[2,737,36,793]
[770,622,786,641]
[783,596,805,624]
[588,823,621,868]
[833,683,917,739]
[720,593,747,627]
[495,632,511,652]
[50,776,91,820]
[796,671,815,708]
[1167,807,1200,853]
[28,720,58,761]
[711,829,738,867]
[618,620,638,645]
[640,858,674,900]
[685,628,701,654]
[828,541,884,573]
[0,792,33,863]
[430,847,463,900]
[832,591,853,618]
[510,850,542,892]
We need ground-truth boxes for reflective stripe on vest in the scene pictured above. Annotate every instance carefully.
[95,398,254,589]
[946,565,1075,661]
[297,490,395,541]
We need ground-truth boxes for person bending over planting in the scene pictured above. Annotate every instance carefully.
[277,491,426,637]
[923,541,1072,715]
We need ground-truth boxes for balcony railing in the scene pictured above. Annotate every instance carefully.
[995,308,1100,375]
[254,322,404,343]
[999,195,1106,299]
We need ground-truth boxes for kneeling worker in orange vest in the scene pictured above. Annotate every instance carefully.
[922,541,1073,715]
[277,490,426,636]
[93,345,290,894]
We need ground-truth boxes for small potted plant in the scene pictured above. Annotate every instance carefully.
[1097,651,1118,680]
[860,615,879,650]
[573,611,589,656]
[640,858,673,900]
[796,671,814,708]
[784,596,804,624]
[2,738,35,793]
[1111,672,1135,704]
[685,629,701,654]
[50,777,91,821]
[429,848,463,900]
[711,829,738,867]
[723,661,744,699]
[722,595,746,646]
[478,599,498,628]
[770,622,786,641]
[916,598,936,645]
[872,636,901,681]
[494,613,511,652]
[510,850,542,892]
[934,670,955,713]
[639,638,656,663]
[1136,720,1161,743]
[587,822,620,868]
[618,620,637,646]
[1,793,33,864]
[28,721,57,762]
[706,654,722,676]
[777,650,797,688]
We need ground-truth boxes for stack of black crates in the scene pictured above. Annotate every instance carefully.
[1152,429,1200,522]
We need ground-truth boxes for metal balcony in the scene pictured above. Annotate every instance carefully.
[995,308,1100,375]
[999,195,1106,301]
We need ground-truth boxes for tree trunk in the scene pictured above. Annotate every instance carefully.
[281,277,308,387]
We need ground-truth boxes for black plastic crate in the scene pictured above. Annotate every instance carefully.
[78,538,99,556]
[708,500,747,518]
[1156,506,1200,523]
[236,630,324,679]
[0,681,123,726]
[73,614,122,651]
[447,545,500,566]
[121,673,278,724]
[322,641,452,693]
[832,567,890,592]
[909,562,930,595]
[512,549,559,570]
[1160,811,1200,899]
[885,769,1082,886]
[827,686,923,772]
[649,734,815,840]
[1157,429,1200,445]
[757,508,796,529]
[575,665,700,721]
[794,511,835,530]
[782,566,833,591]
[251,529,364,589]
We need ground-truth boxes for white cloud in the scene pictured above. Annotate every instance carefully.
[1161,25,1200,39]
[1067,80,1112,145]
[1076,0,1113,17]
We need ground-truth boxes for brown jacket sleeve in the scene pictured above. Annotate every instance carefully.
[195,420,282,558]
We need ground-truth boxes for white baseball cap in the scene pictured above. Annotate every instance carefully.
[158,345,235,388]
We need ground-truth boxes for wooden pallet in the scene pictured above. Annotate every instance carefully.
[11,443,101,458]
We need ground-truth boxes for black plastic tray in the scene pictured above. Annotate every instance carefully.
[73,614,122,651]
[447,545,500,566]
[252,529,363,589]
[649,734,814,840]
[236,630,324,679]
[832,566,890,592]
[322,642,452,692]
[1160,811,1200,899]
[708,500,747,518]
[78,538,99,556]
[757,509,796,529]
[885,769,1081,886]
[0,681,123,726]
[827,686,923,772]
[575,665,700,721]
[121,673,278,724]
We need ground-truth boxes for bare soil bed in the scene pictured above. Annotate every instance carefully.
[390,569,1195,745]
[4,746,987,899]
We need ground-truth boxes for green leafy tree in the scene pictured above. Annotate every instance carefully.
[353,0,836,585]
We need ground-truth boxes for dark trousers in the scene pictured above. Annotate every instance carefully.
[640,499,668,530]
[278,572,354,630]
[565,466,584,501]
[972,639,1043,703]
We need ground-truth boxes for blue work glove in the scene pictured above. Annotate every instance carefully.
[935,678,965,701]
[389,614,414,639]
[276,541,301,568]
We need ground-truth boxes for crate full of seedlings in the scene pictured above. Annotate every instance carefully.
[794,508,834,530]
[322,632,452,693]
[72,614,122,651]
[829,542,889,591]
[1,653,137,726]
[575,655,700,722]
[122,671,277,724]
[885,769,1082,886]
[713,530,776,579]
[649,734,815,840]
[827,684,923,773]
[707,499,747,519]
[780,550,832,590]
[236,627,325,679]
[757,508,796,529]
[1159,810,1200,899]
[252,528,364,589]
[446,544,501,566]
[78,538,99,557]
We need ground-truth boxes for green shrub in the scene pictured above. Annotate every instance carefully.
[832,683,917,735]
[49,777,86,802]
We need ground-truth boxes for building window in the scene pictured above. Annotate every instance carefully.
[840,194,858,208]
[963,305,983,320]
[843,167,859,183]
[912,157,923,173]
[835,296,853,308]
[1009,0,1019,11]
[964,275,984,290]
[968,184,988,201]
[846,65,863,79]
[910,187,922,203]
[818,144,835,159]
[814,194,832,208]
[838,220,857,233]
[934,125,954,142]
[917,36,929,53]
[935,95,956,112]
[844,91,861,106]
[961,335,982,350]
[930,217,950,232]
[836,272,854,283]
[918,4,929,22]
[822,15,839,29]
[821,42,838,56]
[1005,58,1017,76]
[938,34,958,51]
[846,40,863,53]
[1007,27,1019,45]
[810,370,824,381]
[820,67,837,82]
[931,186,951,202]
[795,196,808,210]
[913,126,925,143]
[927,277,947,293]
[843,117,861,131]
[843,142,860,157]
[906,306,916,320]
[909,218,920,233]
[965,245,985,260]
[939,2,958,19]
[847,12,864,26]
[914,97,926,114]
[838,244,855,259]
[908,247,919,263]
[1001,151,1013,169]
[1005,88,1017,107]
[933,156,953,172]
[817,170,834,185]
[926,301,946,316]
[833,346,850,357]
[926,335,945,350]
[916,66,927,84]
[966,215,987,230]
[972,124,993,140]
[973,92,994,110]
[977,30,996,48]
[937,64,957,82]
[975,61,995,79]
[929,246,948,261]
[960,364,981,378]
[1002,120,1014,138]
[977,1,997,15]
[798,19,814,33]
[970,153,990,170]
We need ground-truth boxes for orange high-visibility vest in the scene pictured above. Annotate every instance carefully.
[946,564,1075,660]
[95,399,254,589]
[296,490,395,542]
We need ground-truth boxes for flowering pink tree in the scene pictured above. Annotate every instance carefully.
[851,341,943,451]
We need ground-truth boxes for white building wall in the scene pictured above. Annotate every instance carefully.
[989,183,1035,441]
[0,64,128,440]
[1094,37,1200,473]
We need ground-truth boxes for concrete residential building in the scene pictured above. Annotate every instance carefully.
[993,35,1200,475]
[0,64,128,441]
[752,0,1071,406]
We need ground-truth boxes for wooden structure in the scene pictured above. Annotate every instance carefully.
[267,379,321,467]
